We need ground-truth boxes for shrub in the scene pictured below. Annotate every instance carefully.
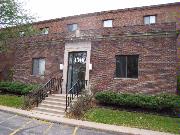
[0,81,38,95]
[67,90,93,119]
[95,91,180,114]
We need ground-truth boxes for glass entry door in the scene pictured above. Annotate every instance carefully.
[66,51,87,91]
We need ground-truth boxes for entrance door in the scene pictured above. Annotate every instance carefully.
[66,51,87,91]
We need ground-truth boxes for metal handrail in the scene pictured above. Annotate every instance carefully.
[24,76,63,108]
[65,80,87,111]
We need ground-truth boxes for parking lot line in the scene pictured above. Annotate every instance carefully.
[0,114,17,124]
[72,127,78,135]
[9,120,32,135]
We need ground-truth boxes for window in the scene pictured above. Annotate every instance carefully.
[144,15,156,25]
[19,31,25,37]
[103,20,113,27]
[116,55,138,78]
[32,58,45,75]
[40,27,49,35]
[67,23,78,32]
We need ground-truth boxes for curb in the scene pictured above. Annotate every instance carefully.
[0,105,175,135]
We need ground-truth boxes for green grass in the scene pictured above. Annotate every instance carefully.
[0,94,24,108]
[84,108,180,134]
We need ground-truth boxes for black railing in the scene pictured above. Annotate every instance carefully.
[65,80,87,111]
[24,77,62,108]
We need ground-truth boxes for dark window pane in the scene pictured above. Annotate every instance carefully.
[67,52,87,91]
[127,56,138,78]
[116,56,126,78]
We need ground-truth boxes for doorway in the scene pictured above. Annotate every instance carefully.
[62,41,91,94]
[66,51,87,91]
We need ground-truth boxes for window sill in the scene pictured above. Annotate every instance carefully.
[144,23,156,25]
[30,75,45,77]
[103,26,113,28]
[114,78,138,80]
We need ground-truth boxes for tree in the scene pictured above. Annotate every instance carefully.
[0,0,34,28]
[0,0,35,39]
[0,0,36,51]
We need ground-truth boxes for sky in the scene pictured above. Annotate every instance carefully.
[19,0,179,22]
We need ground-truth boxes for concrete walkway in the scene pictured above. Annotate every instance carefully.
[0,105,175,135]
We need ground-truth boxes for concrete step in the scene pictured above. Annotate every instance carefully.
[34,107,65,115]
[32,110,64,117]
[33,93,79,117]
[51,94,66,97]
[42,100,66,106]
[39,103,66,111]
[45,97,66,102]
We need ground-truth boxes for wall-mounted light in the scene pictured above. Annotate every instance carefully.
[60,64,64,70]
[89,64,92,70]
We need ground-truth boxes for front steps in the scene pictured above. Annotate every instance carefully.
[32,94,67,117]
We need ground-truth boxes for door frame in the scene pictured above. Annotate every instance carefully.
[62,41,91,94]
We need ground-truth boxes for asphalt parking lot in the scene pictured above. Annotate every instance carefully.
[0,111,122,135]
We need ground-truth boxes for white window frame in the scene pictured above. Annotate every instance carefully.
[103,20,113,27]
[144,15,156,25]
[67,23,78,32]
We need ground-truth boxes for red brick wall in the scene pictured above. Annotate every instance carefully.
[176,4,180,75]
[90,35,177,94]
[12,23,177,94]
[33,3,179,33]
[13,36,64,84]
[0,44,15,81]
[1,3,178,94]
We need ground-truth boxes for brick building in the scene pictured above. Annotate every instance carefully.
[3,2,180,94]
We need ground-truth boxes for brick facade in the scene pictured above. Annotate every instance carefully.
[0,49,15,81]
[13,36,65,84]
[33,3,179,33]
[90,31,177,94]
[2,2,180,94]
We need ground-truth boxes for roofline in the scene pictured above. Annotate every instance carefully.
[31,2,180,25]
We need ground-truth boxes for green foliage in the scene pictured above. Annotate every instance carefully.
[7,67,14,81]
[0,94,23,108]
[95,92,180,113]
[0,0,34,28]
[0,25,38,53]
[0,81,39,95]
[177,75,180,93]
[68,91,93,119]
[0,0,36,52]
[176,30,180,35]
[84,108,180,134]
